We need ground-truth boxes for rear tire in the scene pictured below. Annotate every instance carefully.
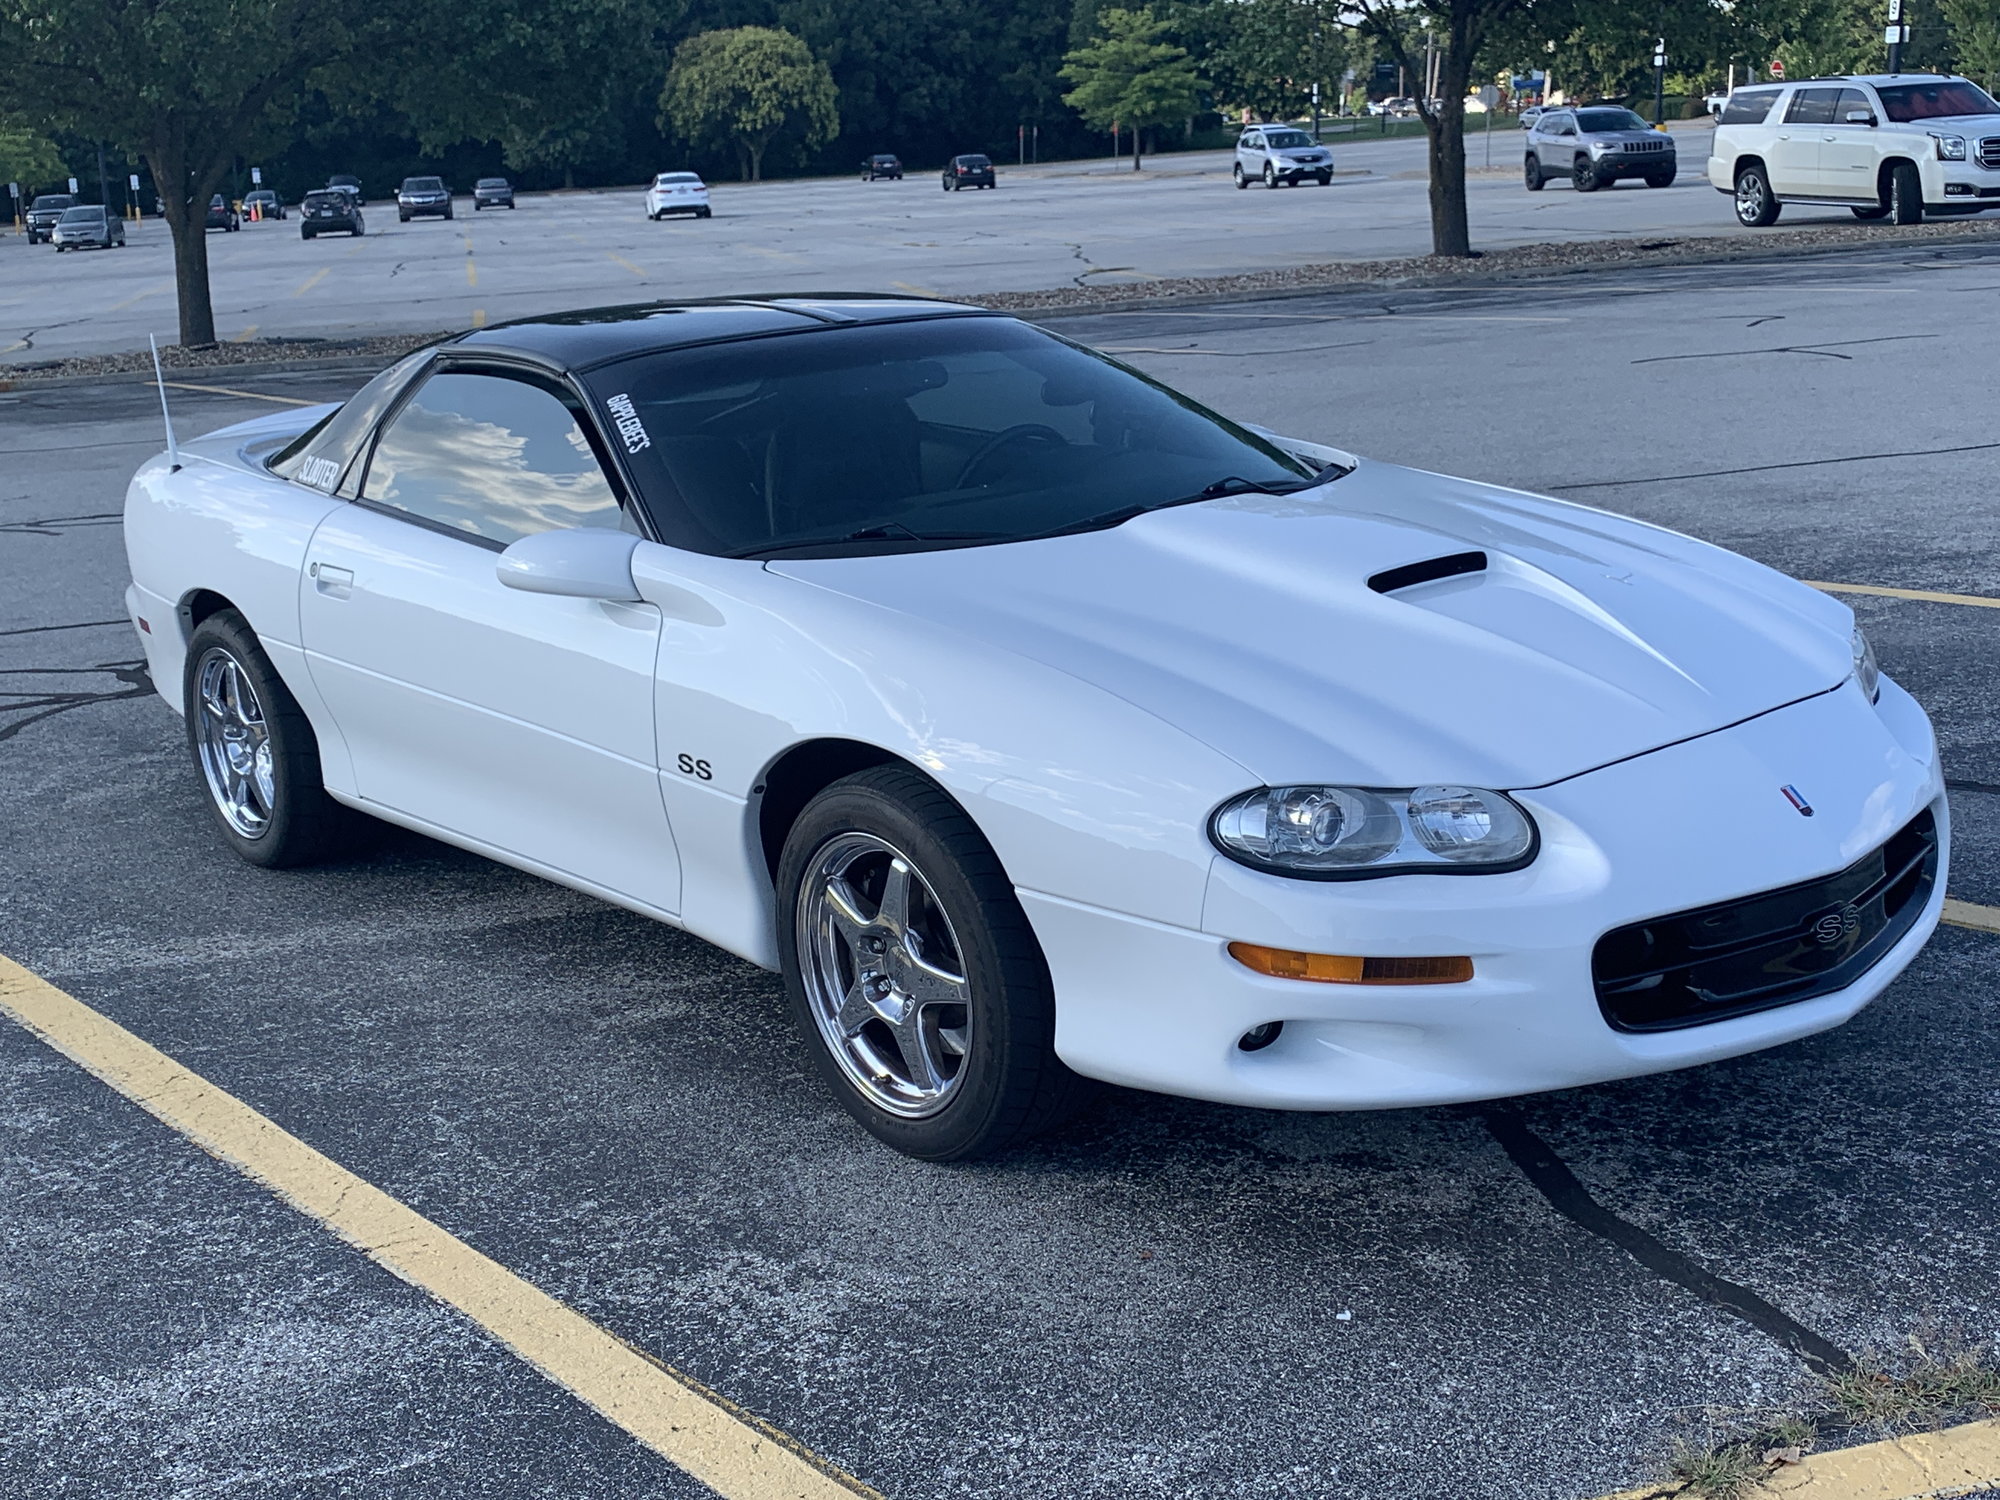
[777,765,1093,1160]
[182,610,364,869]
[1733,162,1780,226]
[1889,161,1923,224]
[1524,154,1544,191]
[1233,164,1247,189]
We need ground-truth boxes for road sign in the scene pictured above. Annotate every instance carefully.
[67,177,79,192]
[251,167,262,185]
[128,174,140,191]
[1769,59,1785,77]
[1887,0,1903,20]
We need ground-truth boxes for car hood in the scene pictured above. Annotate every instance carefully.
[1897,112,2000,131]
[769,460,1853,790]
[1594,129,1673,146]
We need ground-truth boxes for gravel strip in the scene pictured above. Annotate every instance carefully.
[966,219,2000,313]
[7,220,1996,382]
[5,331,449,383]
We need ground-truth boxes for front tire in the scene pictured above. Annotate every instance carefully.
[1316,171,1331,186]
[1734,163,1780,226]
[1524,154,1544,191]
[183,611,361,868]
[1263,163,1278,188]
[778,765,1091,1160]
[1645,167,1675,188]
[1572,157,1601,192]
[1852,203,1890,220]
[1888,161,1924,225]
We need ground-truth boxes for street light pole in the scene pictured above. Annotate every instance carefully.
[1653,39,1668,127]
[1886,0,1907,73]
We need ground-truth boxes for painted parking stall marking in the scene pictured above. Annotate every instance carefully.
[0,953,882,1500]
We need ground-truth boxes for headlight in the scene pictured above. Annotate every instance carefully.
[1852,626,1880,702]
[1210,784,1537,879]
[1933,134,1967,160]
[1590,140,1616,153]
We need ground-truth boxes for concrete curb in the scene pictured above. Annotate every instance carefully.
[1593,1416,2000,1500]
[999,223,2000,322]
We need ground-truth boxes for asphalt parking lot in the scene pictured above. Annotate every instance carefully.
[4,240,1999,1498]
[5,121,1949,366]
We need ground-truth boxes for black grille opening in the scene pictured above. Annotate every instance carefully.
[1593,807,1938,1033]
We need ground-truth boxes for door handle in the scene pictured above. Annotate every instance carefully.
[311,562,354,599]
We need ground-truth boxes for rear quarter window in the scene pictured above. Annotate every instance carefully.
[1720,89,1780,125]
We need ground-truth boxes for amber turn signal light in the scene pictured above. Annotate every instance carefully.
[1227,943,1473,985]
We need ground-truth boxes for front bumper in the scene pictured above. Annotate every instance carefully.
[1028,677,1945,1109]
[400,200,450,216]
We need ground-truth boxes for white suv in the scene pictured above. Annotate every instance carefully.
[1708,73,2000,226]
[1234,127,1333,188]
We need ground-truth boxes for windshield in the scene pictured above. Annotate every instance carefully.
[1877,80,1999,120]
[581,316,1323,558]
[1264,130,1314,148]
[32,196,72,210]
[405,177,444,191]
[58,206,101,221]
[1577,108,1651,132]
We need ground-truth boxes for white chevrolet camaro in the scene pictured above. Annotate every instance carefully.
[122,297,1946,1159]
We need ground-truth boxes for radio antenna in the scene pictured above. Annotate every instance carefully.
[149,334,180,471]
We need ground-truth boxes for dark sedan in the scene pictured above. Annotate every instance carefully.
[243,189,285,221]
[942,154,995,191]
[206,194,240,231]
[300,189,365,238]
[397,175,453,222]
[862,154,903,181]
[25,193,75,245]
[473,177,515,210]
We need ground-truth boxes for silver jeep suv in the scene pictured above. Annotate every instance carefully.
[1524,106,1677,192]
[1234,127,1333,188]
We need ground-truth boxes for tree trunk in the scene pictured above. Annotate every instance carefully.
[1419,16,1479,258]
[143,143,219,348]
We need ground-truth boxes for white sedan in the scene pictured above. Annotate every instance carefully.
[121,297,1946,1159]
[645,171,711,220]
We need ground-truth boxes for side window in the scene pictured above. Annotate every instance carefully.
[1833,87,1874,122]
[361,371,631,547]
[1785,88,1839,125]
[1720,89,1779,125]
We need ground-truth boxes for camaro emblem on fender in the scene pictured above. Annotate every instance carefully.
[1780,785,1814,817]
[1809,903,1862,946]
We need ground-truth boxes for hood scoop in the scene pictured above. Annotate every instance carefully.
[1368,550,1487,595]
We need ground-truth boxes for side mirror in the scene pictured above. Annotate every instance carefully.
[496,528,642,602]
[1845,110,1876,125]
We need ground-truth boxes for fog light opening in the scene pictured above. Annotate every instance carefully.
[1238,1021,1285,1052]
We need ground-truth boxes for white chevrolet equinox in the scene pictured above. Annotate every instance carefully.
[1709,73,2000,226]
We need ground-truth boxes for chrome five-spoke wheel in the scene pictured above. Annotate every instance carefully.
[194,647,275,839]
[798,832,971,1117]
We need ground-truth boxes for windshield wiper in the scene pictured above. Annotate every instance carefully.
[728,523,1002,558]
[1024,471,1337,542]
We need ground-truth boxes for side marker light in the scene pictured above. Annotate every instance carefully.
[1228,943,1473,985]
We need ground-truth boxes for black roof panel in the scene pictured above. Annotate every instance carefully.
[454,295,994,369]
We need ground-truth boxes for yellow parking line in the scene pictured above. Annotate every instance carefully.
[106,279,172,314]
[1810,581,2000,609]
[293,266,330,298]
[231,325,258,343]
[891,281,937,296]
[0,954,881,1500]
[471,308,487,328]
[1943,897,2000,935]
[607,251,647,279]
[161,381,317,407]
[464,234,478,289]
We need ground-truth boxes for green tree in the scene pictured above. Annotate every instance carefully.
[1173,0,1348,123]
[660,26,838,181]
[1943,0,2000,90]
[0,117,66,197]
[1062,7,1202,169]
[1343,0,1523,257]
[0,0,403,347]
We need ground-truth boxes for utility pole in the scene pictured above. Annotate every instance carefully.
[1653,39,1668,126]
[1886,0,1908,73]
